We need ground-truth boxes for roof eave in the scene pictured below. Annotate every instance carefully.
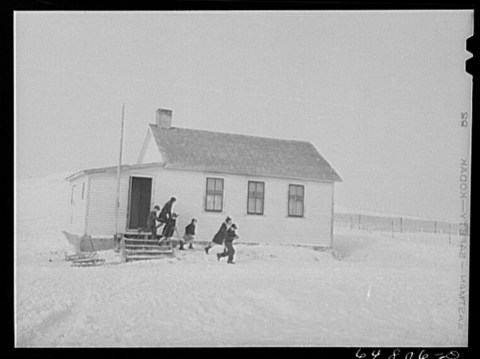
[164,164,340,184]
[65,162,167,182]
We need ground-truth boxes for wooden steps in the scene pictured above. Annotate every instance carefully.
[120,236,174,262]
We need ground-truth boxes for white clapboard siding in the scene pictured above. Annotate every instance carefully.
[86,172,128,235]
[77,165,333,246]
[67,178,88,234]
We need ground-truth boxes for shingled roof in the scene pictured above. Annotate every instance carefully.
[148,124,342,182]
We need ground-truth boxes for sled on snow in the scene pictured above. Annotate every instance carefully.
[64,251,97,261]
[64,251,105,266]
[71,257,106,267]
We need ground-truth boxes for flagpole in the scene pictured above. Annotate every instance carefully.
[114,103,126,235]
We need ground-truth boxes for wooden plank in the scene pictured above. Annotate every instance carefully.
[125,245,162,250]
[125,244,172,250]
[124,243,172,249]
[126,254,173,261]
[124,238,159,244]
[126,249,174,255]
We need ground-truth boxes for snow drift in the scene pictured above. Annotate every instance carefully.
[15,173,468,347]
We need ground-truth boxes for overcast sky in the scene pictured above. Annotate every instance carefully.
[15,11,472,221]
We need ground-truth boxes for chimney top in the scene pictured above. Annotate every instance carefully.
[156,108,172,129]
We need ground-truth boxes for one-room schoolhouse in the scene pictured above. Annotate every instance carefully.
[66,108,342,247]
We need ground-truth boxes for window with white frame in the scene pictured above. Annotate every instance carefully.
[288,184,304,217]
[205,177,224,212]
[247,181,264,215]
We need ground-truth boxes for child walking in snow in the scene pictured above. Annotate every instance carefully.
[205,216,232,254]
[217,223,239,264]
[179,218,197,250]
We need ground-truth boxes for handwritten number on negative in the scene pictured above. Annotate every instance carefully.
[354,349,458,359]
[356,349,367,359]
[436,352,459,359]
[461,112,468,127]
[388,349,401,359]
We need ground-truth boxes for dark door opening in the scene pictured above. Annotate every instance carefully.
[127,176,152,230]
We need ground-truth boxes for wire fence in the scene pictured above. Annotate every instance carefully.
[334,212,468,237]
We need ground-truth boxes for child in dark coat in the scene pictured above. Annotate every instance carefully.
[158,197,177,225]
[179,218,197,250]
[205,216,232,254]
[217,223,239,264]
[158,212,179,245]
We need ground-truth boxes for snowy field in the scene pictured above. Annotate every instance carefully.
[15,173,468,347]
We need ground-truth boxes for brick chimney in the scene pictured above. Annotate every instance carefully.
[155,108,172,129]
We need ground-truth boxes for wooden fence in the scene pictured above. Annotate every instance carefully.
[334,213,467,235]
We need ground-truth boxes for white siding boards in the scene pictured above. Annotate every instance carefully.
[68,179,88,234]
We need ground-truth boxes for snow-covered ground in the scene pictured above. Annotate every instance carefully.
[15,173,468,347]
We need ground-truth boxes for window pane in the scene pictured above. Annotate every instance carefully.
[206,195,214,210]
[257,183,264,195]
[289,185,297,198]
[288,200,295,215]
[289,186,295,197]
[215,179,223,192]
[297,186,304,198]
[248,199,256,213]
[248,182,256,198]
[256,198,263,213]
[207,178,215,192]
[214,195,223,210]
[295,201,303,216]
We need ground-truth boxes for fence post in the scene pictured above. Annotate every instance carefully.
[391,219,394,238]
[400,216,403,233]
[434,220,437,234]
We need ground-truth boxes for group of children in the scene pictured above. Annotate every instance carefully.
[147,199,239,263]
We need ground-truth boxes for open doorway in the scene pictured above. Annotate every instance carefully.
[127,176,152,231]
